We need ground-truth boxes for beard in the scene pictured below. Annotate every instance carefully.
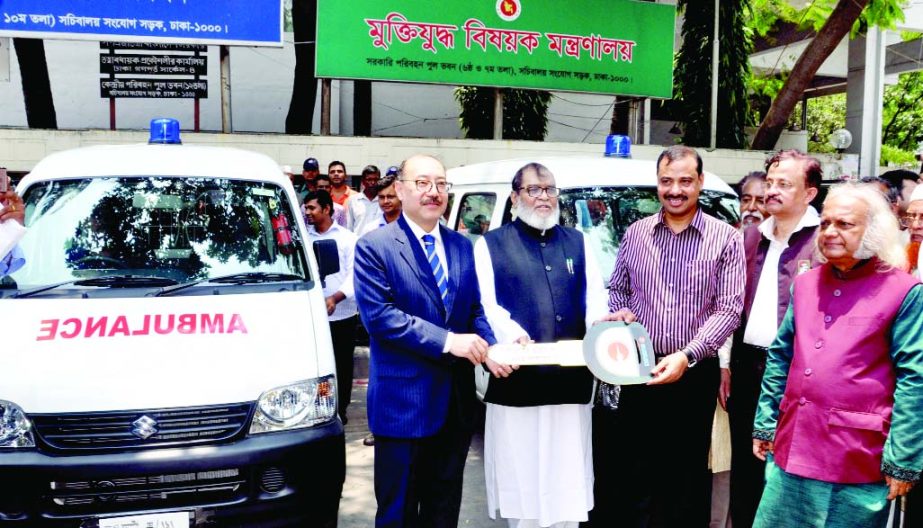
[909,241,920,271]
[515,203,560,231]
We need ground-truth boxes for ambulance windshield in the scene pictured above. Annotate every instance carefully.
[8,177,309,290]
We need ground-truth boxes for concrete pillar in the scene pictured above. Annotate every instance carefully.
[845,26,886,177]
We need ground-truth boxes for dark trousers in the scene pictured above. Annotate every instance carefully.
[905,487,923,527]
[586,357,720,528]
[373,401,472,528]
[330,315,357,424]
[728,344,768,528]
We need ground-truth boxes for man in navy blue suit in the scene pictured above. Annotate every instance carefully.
[355,154,497,528]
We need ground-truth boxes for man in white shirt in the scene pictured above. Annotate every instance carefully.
[346,165,381,234]
[901,184,923,279]
[304,190,359,425]
[313,174,348,228]
[729,150,822,528]
[359,173,402,238]
[475,163,609,528]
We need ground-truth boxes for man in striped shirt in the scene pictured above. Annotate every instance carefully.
[590,145,745,527]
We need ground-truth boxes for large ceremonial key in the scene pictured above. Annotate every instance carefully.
[487,322,656,385]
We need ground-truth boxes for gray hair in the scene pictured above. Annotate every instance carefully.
[816,182,907,270]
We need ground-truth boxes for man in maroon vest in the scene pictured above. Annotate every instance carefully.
[729,150,822,528]
[751,182,923,526]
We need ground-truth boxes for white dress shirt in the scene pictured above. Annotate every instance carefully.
[346,192,380,234]
[306,222,358,321]
[743,207,819,347]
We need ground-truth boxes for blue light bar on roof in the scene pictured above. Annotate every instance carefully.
[149,118,182,145]
[605,134,631,158]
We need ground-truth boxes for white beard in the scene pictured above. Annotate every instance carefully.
[515,203,561,232]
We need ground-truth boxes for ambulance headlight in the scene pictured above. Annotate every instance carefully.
[0,400,35,448]
[249,375,337,434]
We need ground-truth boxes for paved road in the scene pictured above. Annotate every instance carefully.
[338,381,504,528]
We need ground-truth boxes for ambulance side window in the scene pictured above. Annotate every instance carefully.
[442,193,455,224]
[455,193,496,242]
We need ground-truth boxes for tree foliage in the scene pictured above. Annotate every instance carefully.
[674,0,752,148]
[881,71,923,152]
[748,0,904,150]
[454,87,551,141]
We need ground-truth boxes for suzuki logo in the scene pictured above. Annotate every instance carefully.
[131,415,159,440]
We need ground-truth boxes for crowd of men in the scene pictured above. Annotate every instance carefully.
[4,146,922,528]
[305,148,923,528]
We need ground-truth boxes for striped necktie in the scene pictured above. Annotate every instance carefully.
[422,234,449,309]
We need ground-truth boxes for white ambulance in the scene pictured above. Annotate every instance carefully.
[445,150,740,400]
[0,119,344,527]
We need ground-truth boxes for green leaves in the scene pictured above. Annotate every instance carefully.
[454,87,552,141]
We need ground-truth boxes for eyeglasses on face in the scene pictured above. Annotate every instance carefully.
[765,180,794,191]
[900,214,923,228]
[401,179,452,193]
[518,185,560,198]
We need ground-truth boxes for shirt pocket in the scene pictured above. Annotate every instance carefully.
[828,408,886,432]
[826,408,888,456]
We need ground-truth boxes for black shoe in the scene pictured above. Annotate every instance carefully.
[363,434,375,447]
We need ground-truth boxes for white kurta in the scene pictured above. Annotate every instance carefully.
[474,231,609,526]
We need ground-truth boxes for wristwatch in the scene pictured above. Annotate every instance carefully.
[682,349,697,368]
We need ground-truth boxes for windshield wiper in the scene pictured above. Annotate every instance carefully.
[154,272,304,297]
[12,275,179,298]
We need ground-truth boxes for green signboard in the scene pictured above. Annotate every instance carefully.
[316,0,676,98]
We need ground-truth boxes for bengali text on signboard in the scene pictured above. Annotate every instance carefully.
[0,0,282,47]
[316,0,675,98]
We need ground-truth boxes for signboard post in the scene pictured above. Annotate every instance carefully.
[317,0,675,98]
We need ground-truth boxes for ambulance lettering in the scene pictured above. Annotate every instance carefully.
[35,313,249,341]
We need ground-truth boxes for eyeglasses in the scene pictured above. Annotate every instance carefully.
[518,185,560,198]
[765,180,794,191]
[401,179,453,193]
[900,214,923,228]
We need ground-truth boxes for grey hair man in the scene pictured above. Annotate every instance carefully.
[474,162,609,527]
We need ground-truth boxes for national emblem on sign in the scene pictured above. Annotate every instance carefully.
[496,0,520,21]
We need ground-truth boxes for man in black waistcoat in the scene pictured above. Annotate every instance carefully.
[473,162,610,528]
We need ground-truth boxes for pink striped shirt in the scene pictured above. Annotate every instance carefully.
[608,208,745,363]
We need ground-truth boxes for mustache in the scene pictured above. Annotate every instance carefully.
[422,197,442,206]
[664,194,687,201]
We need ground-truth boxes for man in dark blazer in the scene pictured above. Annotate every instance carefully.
[354,154,496,528]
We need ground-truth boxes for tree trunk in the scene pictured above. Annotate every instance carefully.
[609,96,629,135]
[353,80,372,136]
[13,38,56,129]
[285,0,317,134]
[750,0,869,150]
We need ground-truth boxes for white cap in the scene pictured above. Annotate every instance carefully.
[911,182,923,203]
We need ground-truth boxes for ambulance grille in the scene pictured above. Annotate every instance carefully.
[31,403,253,451]
[47,468,245,513]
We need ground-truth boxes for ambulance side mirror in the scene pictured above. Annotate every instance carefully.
[312,239,340,287]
